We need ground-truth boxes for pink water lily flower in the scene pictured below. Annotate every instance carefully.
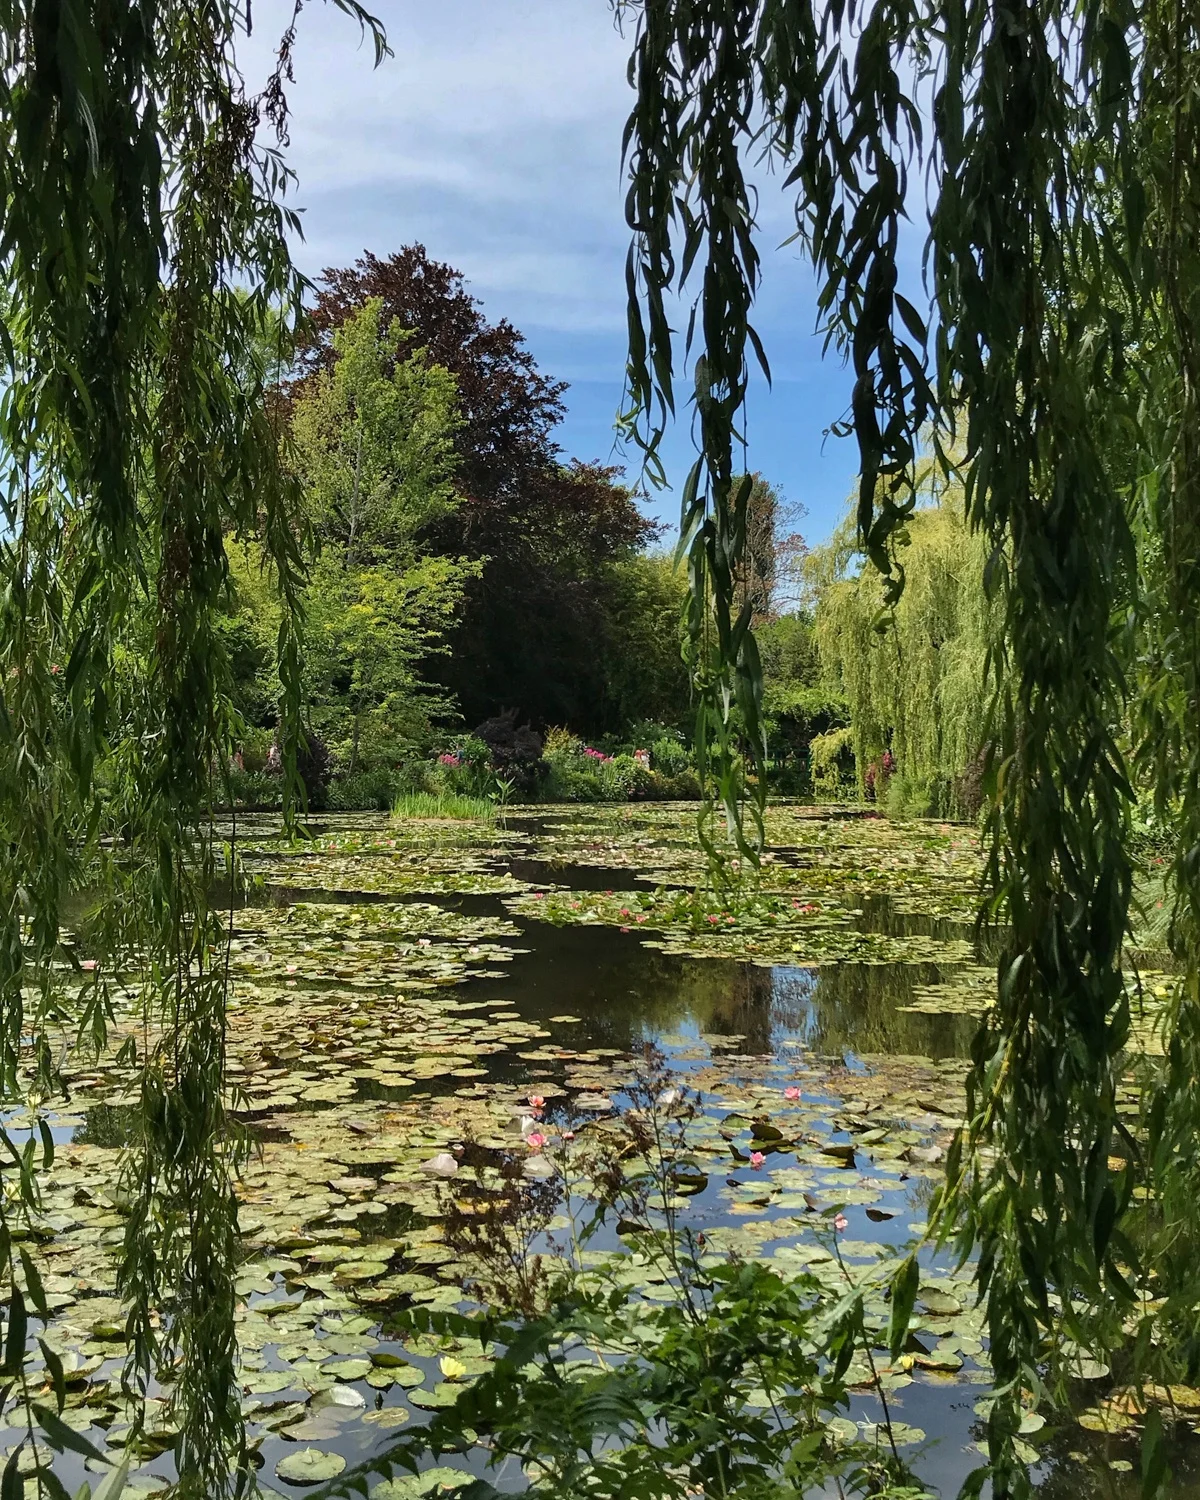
[562,1131,576,1142]
[784,1086,801,1101]
[749,1151,766,1169]
[834,1213,849,1232]
[528,1094,545,1109]
[526,1132,547,1151]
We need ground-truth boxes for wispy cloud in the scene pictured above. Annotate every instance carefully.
[238,0,862,541]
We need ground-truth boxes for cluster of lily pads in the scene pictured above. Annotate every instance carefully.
[0,805,1180,1497]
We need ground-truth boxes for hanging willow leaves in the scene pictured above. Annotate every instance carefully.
[622,0,1200,1494]
[0,1,384,1495]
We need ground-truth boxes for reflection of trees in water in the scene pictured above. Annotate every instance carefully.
[74,1104,140,1150]
[473,922,976,1064]
[1031,1440,1200,1499]
[775,963,977,1061]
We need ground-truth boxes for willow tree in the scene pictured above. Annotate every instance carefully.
[622,0,1200,1493]
[0,2,382,1495]
[813,478,992,813]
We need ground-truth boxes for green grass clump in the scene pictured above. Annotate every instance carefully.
[391,791,496,821]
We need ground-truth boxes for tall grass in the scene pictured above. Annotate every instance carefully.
[391,790,497,821]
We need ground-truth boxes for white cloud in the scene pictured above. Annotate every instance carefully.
[239,0,632,332]
[234,0,862,539]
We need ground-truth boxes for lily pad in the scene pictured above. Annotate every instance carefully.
[275,1447,347,1485]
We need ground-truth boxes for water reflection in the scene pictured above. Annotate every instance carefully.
[461,916,978,1065]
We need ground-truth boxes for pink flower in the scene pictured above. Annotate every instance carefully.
[286,964,298,974]
[562,1131,576,1143]
[784,1086,801,1101]
[834,1213,849,1232]
[533,892,545,900]
[438,753,462,767]
[706,915,719,925]
[527,1094,545,1110]
[526,1133,546,1151]
[749,1151,766,1169]
[80,959,97,972]
[619,908,630,918]
[635,914,648,924]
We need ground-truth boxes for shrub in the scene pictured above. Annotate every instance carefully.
[648,734,691,777]
[473,709,545,793]
[224,768,281,810]
[327,769,398,811]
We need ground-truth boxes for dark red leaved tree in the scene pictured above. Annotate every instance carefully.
[299,246,657,731]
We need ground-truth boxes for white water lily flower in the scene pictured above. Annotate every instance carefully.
[418,1152,459,1177]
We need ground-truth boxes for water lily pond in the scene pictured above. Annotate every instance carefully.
[7,805,1190,1497]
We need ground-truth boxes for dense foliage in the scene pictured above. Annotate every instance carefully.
[812,474,991,815]
[620,1,1200,1497]
[0,0,381,1492]
[295,247,670,734]
[5,0,1200,1494]
[219,257,697,806]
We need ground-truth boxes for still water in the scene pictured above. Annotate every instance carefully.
[10,806,1187,1497]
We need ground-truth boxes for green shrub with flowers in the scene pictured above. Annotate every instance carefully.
[541,726,698,802]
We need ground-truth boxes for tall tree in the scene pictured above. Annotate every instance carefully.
[287,300,475,772]
[300,245,565,509]
[300,248,656,730]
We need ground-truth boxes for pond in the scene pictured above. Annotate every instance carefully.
[5,804,1187,1497]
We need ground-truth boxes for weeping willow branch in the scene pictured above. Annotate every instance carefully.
[0,0,383,1493]
[620,1,1200,1496]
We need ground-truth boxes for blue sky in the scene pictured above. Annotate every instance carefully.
[239,0,862,544]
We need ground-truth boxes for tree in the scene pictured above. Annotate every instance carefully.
[812,473,992,814]
[599,551,691,733]
[304,552,476,773]
[732,474,808,622]
[0,1,387,1491]
[299,249,657,730]
[284,300,476,773]
[300,245,566,507]
[292,298,462,564]
[756,613,846,785]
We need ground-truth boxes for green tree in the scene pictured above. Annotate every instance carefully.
[756,613,847,787]
[305,552,476,773]
[599,551,691,732]
[299,251,657,731]
[286,300,478,774]
[621,1,1200,1493]
[292,298,462,564]
[812,475,992,813]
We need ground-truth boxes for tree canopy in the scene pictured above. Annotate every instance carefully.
[295,247,662,734]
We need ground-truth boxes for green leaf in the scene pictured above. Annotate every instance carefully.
[32,1402,108,1463]
[888,1253,920,1361]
